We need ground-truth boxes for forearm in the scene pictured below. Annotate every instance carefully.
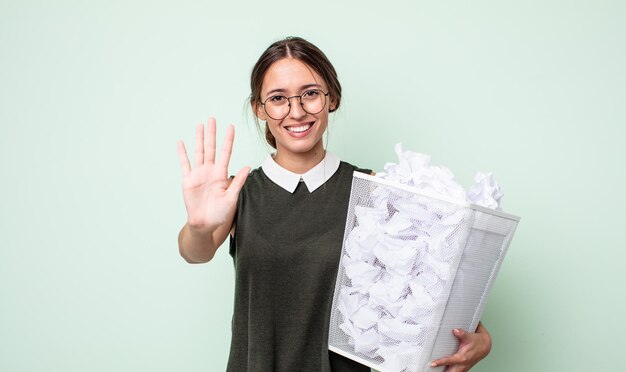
[178,223,225,263]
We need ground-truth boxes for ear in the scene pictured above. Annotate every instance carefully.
[253,101,268,121]
[329,96,337,112]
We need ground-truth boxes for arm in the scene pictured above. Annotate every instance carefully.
[178,219,234,263]
[177,118,249,263]
[429,321,492,372]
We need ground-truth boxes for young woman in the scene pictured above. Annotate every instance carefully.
[177,37,492,372]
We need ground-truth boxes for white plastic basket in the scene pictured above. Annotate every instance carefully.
[328,172,520,372]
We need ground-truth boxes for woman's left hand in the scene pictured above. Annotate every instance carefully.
[429,323,492,372]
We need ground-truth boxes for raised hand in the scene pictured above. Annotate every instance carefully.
[177,117,250,234]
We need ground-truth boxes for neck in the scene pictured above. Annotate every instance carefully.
[273,144,326,174]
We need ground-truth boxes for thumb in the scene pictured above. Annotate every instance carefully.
[227,166,251,198]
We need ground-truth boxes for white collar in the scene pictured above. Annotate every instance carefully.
[261,152,341,193]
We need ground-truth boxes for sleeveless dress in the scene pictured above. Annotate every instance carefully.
[227,160,371,372]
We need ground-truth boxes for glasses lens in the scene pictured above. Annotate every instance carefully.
[264,95,289,120]
[301,90,326,115]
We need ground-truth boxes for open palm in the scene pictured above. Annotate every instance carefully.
[177,118,249,232]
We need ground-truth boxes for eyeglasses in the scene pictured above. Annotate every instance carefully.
[260,89,330,120]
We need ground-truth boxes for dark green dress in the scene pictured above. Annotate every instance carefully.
[228,161,371,372]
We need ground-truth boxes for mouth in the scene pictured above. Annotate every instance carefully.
[284,122,314,135]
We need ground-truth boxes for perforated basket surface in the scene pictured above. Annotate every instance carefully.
[328,173,519,372]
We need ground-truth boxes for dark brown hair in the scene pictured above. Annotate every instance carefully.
[249,36,342,148]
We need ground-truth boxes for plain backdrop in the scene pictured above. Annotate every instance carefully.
[1,1,625,371]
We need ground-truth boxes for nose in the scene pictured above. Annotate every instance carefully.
[287,96,307,119]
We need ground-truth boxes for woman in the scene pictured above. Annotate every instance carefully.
[177,37,491,372]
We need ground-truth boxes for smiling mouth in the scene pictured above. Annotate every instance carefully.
[285,123,313,133]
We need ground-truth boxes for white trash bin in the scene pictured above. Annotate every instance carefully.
[328,172,520,372]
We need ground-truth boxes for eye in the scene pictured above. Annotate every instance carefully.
[267,95,286,104]
[302,90,320,99]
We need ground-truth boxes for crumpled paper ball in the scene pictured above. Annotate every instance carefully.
[466,171,503,210]
[377,143,504,209]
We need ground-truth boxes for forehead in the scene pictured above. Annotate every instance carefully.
[262,58,326,93]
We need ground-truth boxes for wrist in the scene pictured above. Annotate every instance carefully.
[186,221,217,236]
[476,323,492,355]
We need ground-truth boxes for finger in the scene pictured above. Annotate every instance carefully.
[226,166,250,199]
[177,140,191,177]
[194,123,204,168]
[431,353,462,368]
[205,117,216,164]
[453,328,469,342]
[218,124,235,172]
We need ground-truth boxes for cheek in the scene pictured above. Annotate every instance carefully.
[266,119,282,134]
[316,112,330,128]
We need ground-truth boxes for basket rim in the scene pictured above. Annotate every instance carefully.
[353,172,521,222]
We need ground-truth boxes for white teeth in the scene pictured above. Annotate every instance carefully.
[286,124,312,133]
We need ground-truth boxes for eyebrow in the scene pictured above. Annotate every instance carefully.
[266,84,323,96]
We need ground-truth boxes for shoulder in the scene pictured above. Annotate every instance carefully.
[248,166,265,179]
[338,161,373,176]
[241,166,265,190]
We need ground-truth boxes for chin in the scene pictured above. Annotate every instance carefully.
[276,136,325,155]
[286,142,324,155]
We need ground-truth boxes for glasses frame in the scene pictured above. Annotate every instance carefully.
[260,89,330,120]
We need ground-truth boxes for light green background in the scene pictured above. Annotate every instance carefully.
[1,1,624,371]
